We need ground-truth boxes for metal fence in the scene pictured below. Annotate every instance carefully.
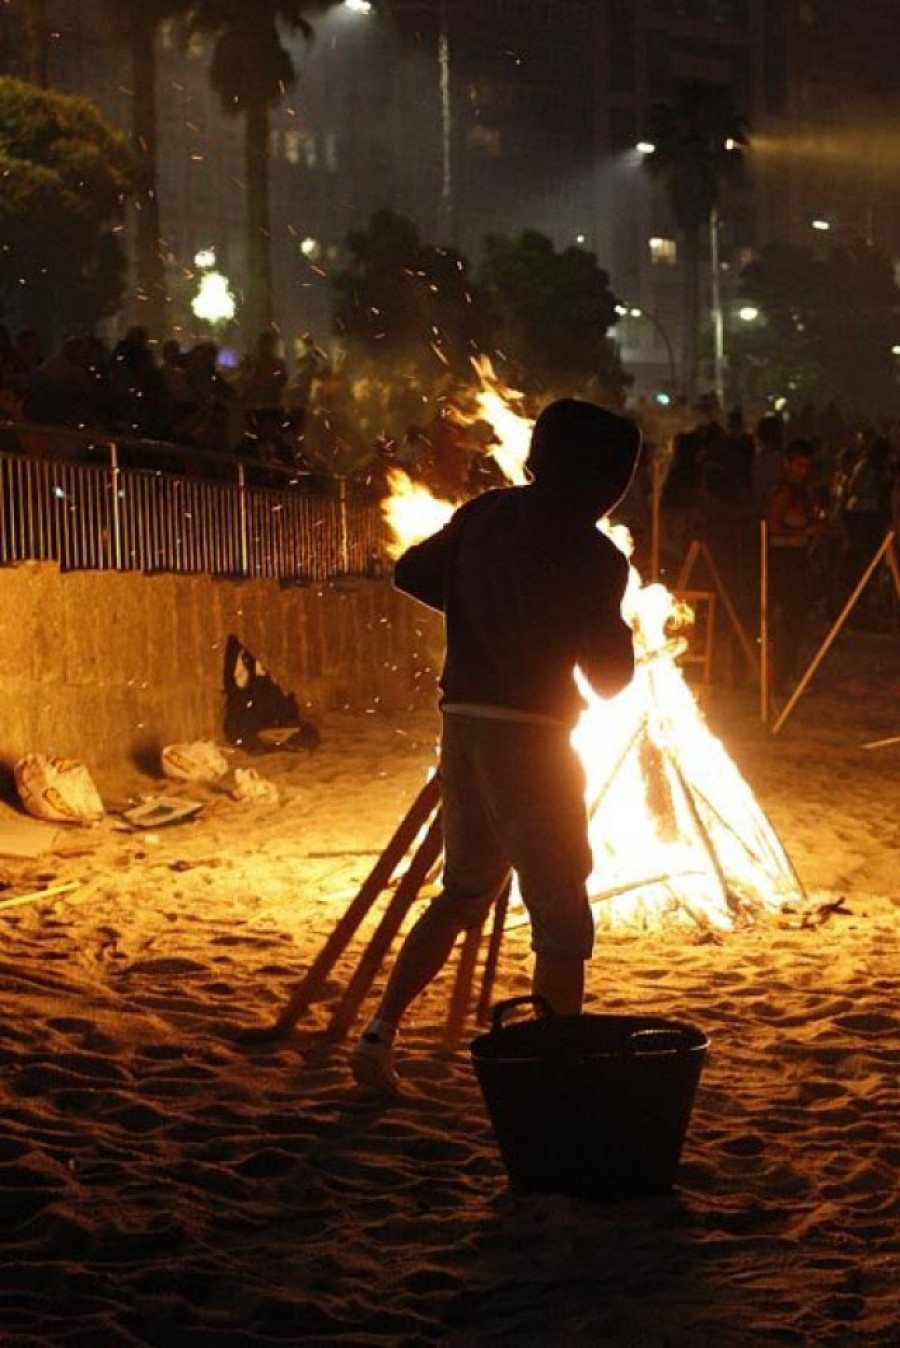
[0,427,390,582]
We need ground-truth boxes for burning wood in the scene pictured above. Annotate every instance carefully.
[382,366,806,933]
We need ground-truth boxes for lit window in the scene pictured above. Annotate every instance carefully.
[649,236,677,265]
[285,130,301,164]
[468,125,503,157]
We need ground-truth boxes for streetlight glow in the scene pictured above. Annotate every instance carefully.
[811,219,832,232]
[194,247,216,270]
[613,299,677,391]
[192,271,236,325]
[344,0,373,13]
[738,305,760,322]
[636,140,656,155]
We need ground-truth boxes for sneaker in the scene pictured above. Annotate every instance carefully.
[350,1031,401,1095]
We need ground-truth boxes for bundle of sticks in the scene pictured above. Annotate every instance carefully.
[243,774,509,1048]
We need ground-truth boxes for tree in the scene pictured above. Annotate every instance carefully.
[101,1,188,336]
[642,79,748,398]
[330,208,482,380]
[0,77,133,337]
[478,229,629,403]
[733,239,900,416]
[186,0,339,339]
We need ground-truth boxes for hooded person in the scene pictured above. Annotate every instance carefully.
[351,399,641,1094]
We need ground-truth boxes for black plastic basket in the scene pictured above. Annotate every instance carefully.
[470,996,709,1200]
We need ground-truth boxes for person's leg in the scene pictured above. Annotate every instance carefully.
[480,726,594,1017]
[350,902,478,1095]
[352,716,510,1091]
[369,901,482,1031]
[533,952,584,1017]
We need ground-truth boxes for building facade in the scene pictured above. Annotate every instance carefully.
[1,0,897,399]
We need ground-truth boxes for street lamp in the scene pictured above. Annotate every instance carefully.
[192,270,236,326]
[343,0,373,14]
[615,301,677,392]
[810,212,874,246]
[738,304,760,323]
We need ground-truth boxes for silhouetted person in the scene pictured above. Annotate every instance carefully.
[351,399,640,1093]
[752,413,785,518]
[26,335,104,430]
[765,439,825,693]
[239,330,287,414]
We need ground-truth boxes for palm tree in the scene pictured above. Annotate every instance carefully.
[642,80,748,398]
[187,0,338,339]
[102,1,187,337]
[24,0,49,86]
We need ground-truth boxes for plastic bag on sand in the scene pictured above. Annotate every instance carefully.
[161,741,229,784]
[15,754,105,825]
[232,768,280,805]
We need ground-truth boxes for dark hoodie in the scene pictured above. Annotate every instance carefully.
[394,399,640,727]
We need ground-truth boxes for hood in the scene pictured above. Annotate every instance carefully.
[526,398,641,517]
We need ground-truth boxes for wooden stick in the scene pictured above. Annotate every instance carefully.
[683,775,807,904]
[650,455,662,583]
[589,870,707,908]
[585,715,646,820]
[0,880,81,911]
[663,744,735,921]
[760,519,770,724]
[476,879,511,1025]
[442,920,484,1048]
[675,538,700,591]
[243,774,441,1042]
[773,531,895,736]
[326,809,444,1040]
[697,541,759,680]
[863,735,900,750]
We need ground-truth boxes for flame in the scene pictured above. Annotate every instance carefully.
[382,470,455,560]
[382,372,804,932]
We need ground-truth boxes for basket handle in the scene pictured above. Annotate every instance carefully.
[490,995,555,1032]
[627,1027,689,1056]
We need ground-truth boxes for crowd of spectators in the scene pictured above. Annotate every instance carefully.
[1,324,897,620]
[658,395,900,673]
[0,324,513,498]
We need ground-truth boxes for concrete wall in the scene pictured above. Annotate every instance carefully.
[0,564,443,770]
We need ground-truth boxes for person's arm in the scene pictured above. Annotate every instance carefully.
[578,547,635,699]
[765,481,794,541]
[393,518,458,613]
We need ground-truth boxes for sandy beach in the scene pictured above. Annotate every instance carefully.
[0,634,897,1347]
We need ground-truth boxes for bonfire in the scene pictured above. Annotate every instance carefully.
[383,365,806,936]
